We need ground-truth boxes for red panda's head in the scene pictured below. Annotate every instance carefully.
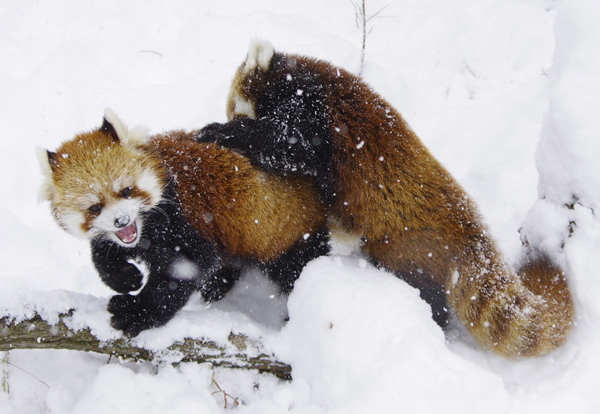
[36,109,166,247]
[226,38,274,121]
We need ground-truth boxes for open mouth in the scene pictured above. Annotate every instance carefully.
[115,221,138,245]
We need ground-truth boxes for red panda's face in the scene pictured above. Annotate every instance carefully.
[37,110,165,247]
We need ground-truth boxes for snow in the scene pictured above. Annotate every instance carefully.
[1,0,599,412]
[274,257,509,413]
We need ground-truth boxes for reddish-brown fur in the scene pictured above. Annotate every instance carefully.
[39,113,330,336]
[43,125,327,268]
[224,43,574,358]
[41,129,166,237]
[148,131,327,261]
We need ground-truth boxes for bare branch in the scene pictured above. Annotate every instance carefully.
[0,312,291,380]
[352,1,390,76]
[366,5,388,23]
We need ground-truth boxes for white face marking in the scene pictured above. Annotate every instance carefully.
[53,167,163,247]
[94,198,143,232]
[60,210,97,239]
[137,169,163,210]
[112,176,131,195]
[44,112,166,248]
[232,94,256,120]
[82,193,101,208]
[59,197,144,246]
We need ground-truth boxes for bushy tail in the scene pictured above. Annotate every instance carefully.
[448,239,574,358]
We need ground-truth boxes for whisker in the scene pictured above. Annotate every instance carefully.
[151,205,171,224]
[157,196,177,206]
[91,232,107,248]
[104,242,115,262]
[90,235,115,262]
[163,176,175,188]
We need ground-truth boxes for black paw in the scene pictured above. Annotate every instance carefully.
[198,266,242,303]
[108,294,153,337]
[196,122,232,144]
[101,262,144,294]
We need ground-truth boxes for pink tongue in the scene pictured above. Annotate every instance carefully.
[116,222,138,244]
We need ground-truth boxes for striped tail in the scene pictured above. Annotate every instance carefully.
[447,238,574,358]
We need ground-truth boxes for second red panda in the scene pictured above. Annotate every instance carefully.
[197,40,574,358]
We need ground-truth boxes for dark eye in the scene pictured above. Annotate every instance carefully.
[121,187,132,198]
[89,204,102,213]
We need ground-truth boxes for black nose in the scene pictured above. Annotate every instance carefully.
[115,215,131,228]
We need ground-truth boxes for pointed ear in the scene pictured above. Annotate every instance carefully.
[101,116,120,142]
[35,146,56,202]
[245,38,274,72]
[102,107,150,148]
[35,146,57,174]
[47,150,58,169]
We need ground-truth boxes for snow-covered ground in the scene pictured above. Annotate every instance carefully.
[1,0,599,412]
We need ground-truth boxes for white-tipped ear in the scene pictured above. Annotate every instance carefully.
[35,146,54,202]
[35,146,53,180]
[103,107,150,148]
[244,38,274,73]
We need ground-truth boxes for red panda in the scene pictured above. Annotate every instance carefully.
[37,109,329,336]
[197,40,574,358]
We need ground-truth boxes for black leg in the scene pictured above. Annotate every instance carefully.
[417,286,449,329]
[108,271,197,337]
[365,253,449,329]
[91,240,144,294]
[198,266,243,303]
[262,226,330,295]
[196,116,331,180]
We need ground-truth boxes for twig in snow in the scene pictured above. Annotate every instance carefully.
[211,371,240,409]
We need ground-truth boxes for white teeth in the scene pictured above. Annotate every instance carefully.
[115,221,138,245]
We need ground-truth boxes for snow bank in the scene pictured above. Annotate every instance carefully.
[69,363,219,414]
[536,0,600,207]
[274,256,509,413]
